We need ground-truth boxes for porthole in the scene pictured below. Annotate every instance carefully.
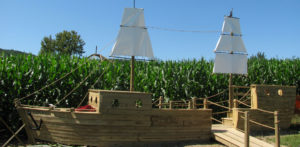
[95,97,98,104]
[264,89,270,96]
[112,99,119,107]
[90,96,93,102]
[278,89,283,96]
[135,99,143,108]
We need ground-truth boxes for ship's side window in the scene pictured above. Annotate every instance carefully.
[95,97,98,104]
[264,89,270,96]
[278,89,283,96]
[90,96,93,102]
[136,99,143,108]
[112,99,119,107]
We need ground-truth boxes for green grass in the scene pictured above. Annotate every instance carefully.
[280,134,300,147]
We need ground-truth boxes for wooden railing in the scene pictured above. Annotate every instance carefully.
[234,99,280,147]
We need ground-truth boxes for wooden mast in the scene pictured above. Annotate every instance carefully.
[130,0,136,92]
[228,73,233,109]
[130,56,135,91]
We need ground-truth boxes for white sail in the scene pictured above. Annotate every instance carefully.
[213,53,247,74]
[110,8,154,58]
[222,17,241,34]
[214,35,247,53]
[213,14,248,75]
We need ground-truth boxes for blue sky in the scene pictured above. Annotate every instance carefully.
[0,0,299,60]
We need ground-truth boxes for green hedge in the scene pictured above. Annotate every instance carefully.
[0,54,299,136]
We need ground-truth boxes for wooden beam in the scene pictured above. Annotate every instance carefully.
[0,117,23,144]
[274,111,280,147]
[244,111,249,147]
[130,56,135,91]
[2,124,25,147]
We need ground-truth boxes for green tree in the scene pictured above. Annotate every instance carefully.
[39,30,85,56]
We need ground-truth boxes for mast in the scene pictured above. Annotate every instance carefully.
[110,7,154,92]
[213,10,248,110]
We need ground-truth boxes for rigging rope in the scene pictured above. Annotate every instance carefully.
[147,26,220,33]
[55,64,100,106]
[19,61,88,101]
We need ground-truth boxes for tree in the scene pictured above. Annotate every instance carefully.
[39,30,85,56]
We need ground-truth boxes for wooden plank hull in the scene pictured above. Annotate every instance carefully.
[16,106,212,146]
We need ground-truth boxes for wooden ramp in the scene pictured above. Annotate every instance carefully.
[212,124,273,147]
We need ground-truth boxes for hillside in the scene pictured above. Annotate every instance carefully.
[0,48,33,56]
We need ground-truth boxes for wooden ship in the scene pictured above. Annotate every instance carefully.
[14,7,212,146]
[14,7,297,147]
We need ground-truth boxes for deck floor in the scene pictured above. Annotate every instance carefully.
[212,124,273,147]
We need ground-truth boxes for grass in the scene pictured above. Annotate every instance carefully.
[264,114,300,147]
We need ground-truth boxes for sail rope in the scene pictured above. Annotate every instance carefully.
[147,26,220,33]
[18,61,88,101]
[18,40,115,102]
[76,62,111,108]
[55,62,101,105]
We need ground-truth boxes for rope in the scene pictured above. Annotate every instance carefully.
[19,61,88,101]
[208,100,229,110]
[147,26,220,33]
[236,99,251,108]
[241,116,275,130]
[256,108,274,114]
[212,111,228,115]
[238,89,251,102]
[76,64,112,108]
[211,117,222,124]
[152,99,159,105]
[195,89,227,100]
[55,65,100,105]
[214,100,229,104]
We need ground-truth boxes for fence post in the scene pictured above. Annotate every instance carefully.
[192,97,196,109]
[234,99,238,108]
[274,111,280,147]
[159,96,162,109]
[188,100,192,109]
[203,98,208,109]
[244,111,249,147]
[169,101,173,110]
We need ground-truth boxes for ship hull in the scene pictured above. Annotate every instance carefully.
[16,105,212,146]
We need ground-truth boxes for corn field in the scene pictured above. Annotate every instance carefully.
[0,53,299,135]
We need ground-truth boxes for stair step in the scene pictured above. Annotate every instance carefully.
[222,117,233,127]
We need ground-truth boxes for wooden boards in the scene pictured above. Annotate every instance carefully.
[212,124,273,147]
[16,90,212,146]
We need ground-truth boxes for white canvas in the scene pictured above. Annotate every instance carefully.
[110,8,154,58]
[213,53,247,74]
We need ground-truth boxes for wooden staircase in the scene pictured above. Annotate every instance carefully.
[212,124,273,147]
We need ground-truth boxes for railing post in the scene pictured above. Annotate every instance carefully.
[203,98,208,109]
[244,111,249,147]
[159,96,163,109]
[234,99,238,108]
[274,111,280,147]
[192,97,196,109]
[188,100,192,109]
[169,101,173,110]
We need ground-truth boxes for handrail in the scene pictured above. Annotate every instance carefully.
[193,89,228,100]
[207,100,229,110]
[238,89,251,102]
[232,85,250,89]
[211,117,222,124]
[212,111,228,115]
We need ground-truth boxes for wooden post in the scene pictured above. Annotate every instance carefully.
[203,98,208,109]
[130,56,135,91]
[188,100,192,109]
[0,117,23,144]
[274,111,280,147]
[2,124,25,147]
[192,97,196,109]
[169,101,173,109]
[234,99,238,108]
[159,96,162,109]
[244,111,249,147]
[229,73,233,110]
